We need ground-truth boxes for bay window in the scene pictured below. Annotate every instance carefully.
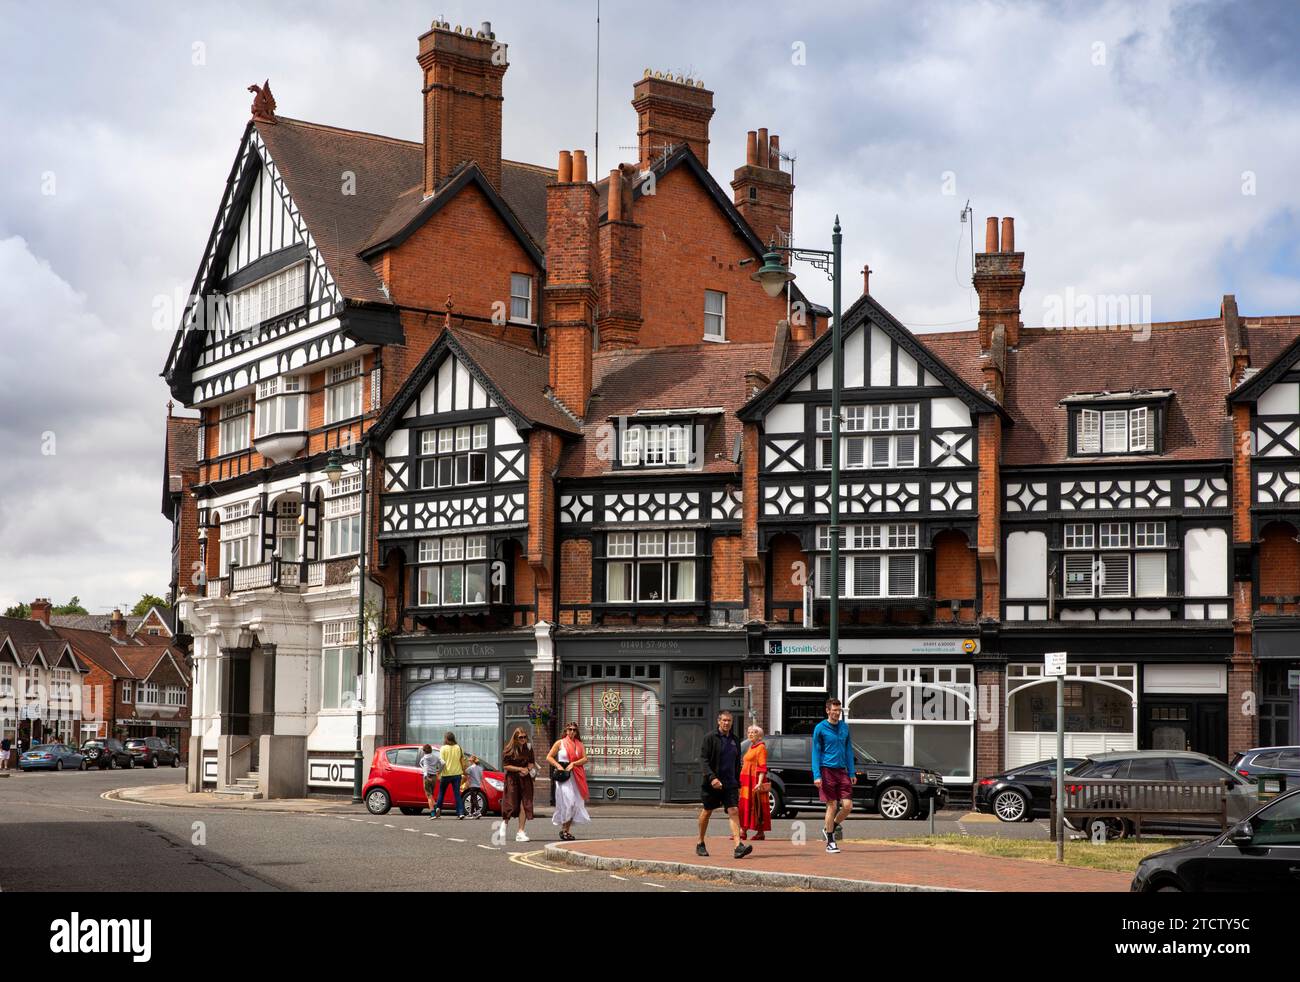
[219,502,255,574]
[814,523,920,599]
[275,500,300,561]
[324,475,362,558]
[325,360,364,424]
[255,376,304,437]
[218,397,250,455]
[419,423,488,489]
[818,403,919,470]
[416,534,492,606]
[606,531,697,603]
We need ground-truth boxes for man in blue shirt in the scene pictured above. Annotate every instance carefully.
[812,697,856,853]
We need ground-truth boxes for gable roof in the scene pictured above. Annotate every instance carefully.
[359,161,545,269]
[598,145,830,320]
[558,339,809,480]
[371,321,582,443]
[739,293,1006,421]
[1229,316,1300,403]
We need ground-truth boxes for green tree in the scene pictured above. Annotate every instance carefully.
[3,602,31,618]
[131,594,170,617]
[52,597,88,615]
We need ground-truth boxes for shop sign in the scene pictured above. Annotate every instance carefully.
[767,638,980,657]
[564,682,661,780]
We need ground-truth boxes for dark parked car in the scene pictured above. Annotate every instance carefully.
[1064,750,1258,837]
[760,734,946,820]
[975,757,1086,822]
[1132,787,1300,892]
[1231,746,1300,787]
[80,738,134,770]
[18,744,87,771]
[124,737,181,768]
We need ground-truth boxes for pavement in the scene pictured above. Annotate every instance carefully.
[546,835,1134,892]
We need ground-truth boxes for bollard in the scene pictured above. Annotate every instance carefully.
[928,795,935,835]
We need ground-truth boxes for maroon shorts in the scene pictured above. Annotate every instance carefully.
[818,767,853,803]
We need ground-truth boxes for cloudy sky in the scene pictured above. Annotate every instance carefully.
[2,0,1298,615]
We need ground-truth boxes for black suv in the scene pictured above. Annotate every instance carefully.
[125,737,181,768]
[80,738,134,770]
[760,734,946,820]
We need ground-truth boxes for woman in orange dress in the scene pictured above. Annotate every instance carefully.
[737,724,772,840]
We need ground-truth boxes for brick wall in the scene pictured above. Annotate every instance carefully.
[1258,522,1300,596]
[769,534,805,603]
[417,24,507,193]
[710,535,744,602]
[1227,659,1257,759]
[975,666,1004,775]
[527,429,561,620]
[976,414,1002,617]
[635,168,789,347]
[560,539,592,605]
[744,668,770,734]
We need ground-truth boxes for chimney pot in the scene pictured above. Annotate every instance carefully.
[746,130,758,166]
[984,217,999,254]
[573,149,588,184]
[607,169,623,221]
[862,265,871,296]
[769,134,780,165]
[1001,217,1015,253]
[30,598,52,626]
[757,127,769,168]
[109,608,128,641]
[557,150,573,183]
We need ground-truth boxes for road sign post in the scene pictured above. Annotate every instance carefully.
[1045,652,1068,863]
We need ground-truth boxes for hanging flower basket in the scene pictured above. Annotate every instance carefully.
[525,702,553,726]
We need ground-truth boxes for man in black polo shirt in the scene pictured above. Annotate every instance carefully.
[695,710,751,859]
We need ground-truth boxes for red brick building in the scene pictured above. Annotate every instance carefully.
[162,17,1300,802]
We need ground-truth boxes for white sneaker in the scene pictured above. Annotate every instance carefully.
[515,830,530,843]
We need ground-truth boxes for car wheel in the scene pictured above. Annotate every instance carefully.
[1085,815,1129,841]
[399,806,422,816]
[877,785,917,820]
[109,756,118,770]
[993,789,1030,823]
[80,759,87,771]
[150,756,160,769]
[365,788,391,815]
[1156,884,1183,893]
[171,755,179,768]
[768,785,786,820]
[55,760,63,771]
[126,757,135,769]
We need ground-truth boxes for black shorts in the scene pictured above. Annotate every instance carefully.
[701,783,740,811]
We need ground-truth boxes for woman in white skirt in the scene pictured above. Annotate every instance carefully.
[546,722,591,840]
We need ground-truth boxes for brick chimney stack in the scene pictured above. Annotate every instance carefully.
[632,72,715,169]
[109,609,128,641]
[29,598,51,626]
[546,150,599,417]
[417,20,508,194]
[732,127,794,249]
[974,215,1025,351]
[599,165,643,349]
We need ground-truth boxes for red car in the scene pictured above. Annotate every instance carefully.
[363,744,505,817]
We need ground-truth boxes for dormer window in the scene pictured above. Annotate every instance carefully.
[228,262,306,336]
[620,423,693,468]
[1064,391,1170,456]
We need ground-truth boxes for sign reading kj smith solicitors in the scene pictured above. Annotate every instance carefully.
[564,682,661,779]
[766,638,980,657]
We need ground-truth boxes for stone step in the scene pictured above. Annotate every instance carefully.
[214,787,263,800]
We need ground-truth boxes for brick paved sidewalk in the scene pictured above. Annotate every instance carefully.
[546,835,1133,892]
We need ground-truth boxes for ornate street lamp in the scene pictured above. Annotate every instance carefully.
[749,219,844,699]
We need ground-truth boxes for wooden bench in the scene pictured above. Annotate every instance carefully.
[1050,778,1229,841]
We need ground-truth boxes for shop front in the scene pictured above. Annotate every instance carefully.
[765,635,981,788]
[391,633,538,771]
[1255,624,1300,747]
[558,631,749,804]
[1005,661,1139,768]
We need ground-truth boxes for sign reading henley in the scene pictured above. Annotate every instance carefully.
[564,682,661,779]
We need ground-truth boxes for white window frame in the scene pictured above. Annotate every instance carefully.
[786,664,827,693]
[605,531,697,604]
[218,397,250,456]
[704,289,726,341]
[321,619,359,712]
[814,523,921,599]
[414,535,491,607]
[1077,409,1101,454]
[227,262,307,335]
[255,375,304,439]
[325,359,364,425]
[323,481,362,559]
[818,403,919,470]
[510,273,534,324]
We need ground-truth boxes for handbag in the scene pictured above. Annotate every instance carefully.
[550,765,572,783]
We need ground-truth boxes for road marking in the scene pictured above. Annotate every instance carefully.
[476,844,498,850]
[448,837,465,842]
[349,818,365,823]
[383,824,395,828]
[642,881,667,889]
[424,833,439,838]
[403,828,419,833]
[609,874,628,881]
[507,850,583,874]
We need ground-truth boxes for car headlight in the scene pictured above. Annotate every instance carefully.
[922,772,939,785]
[485,777,504,791]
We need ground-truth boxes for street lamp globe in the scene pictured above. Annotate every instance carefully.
[324,450,344,487]
[751,250,796,298]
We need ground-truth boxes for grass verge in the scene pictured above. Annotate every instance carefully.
[896,834,1190,873]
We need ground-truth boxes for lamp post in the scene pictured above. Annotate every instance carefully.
[326,441,370,805]
[751,219,844,700]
